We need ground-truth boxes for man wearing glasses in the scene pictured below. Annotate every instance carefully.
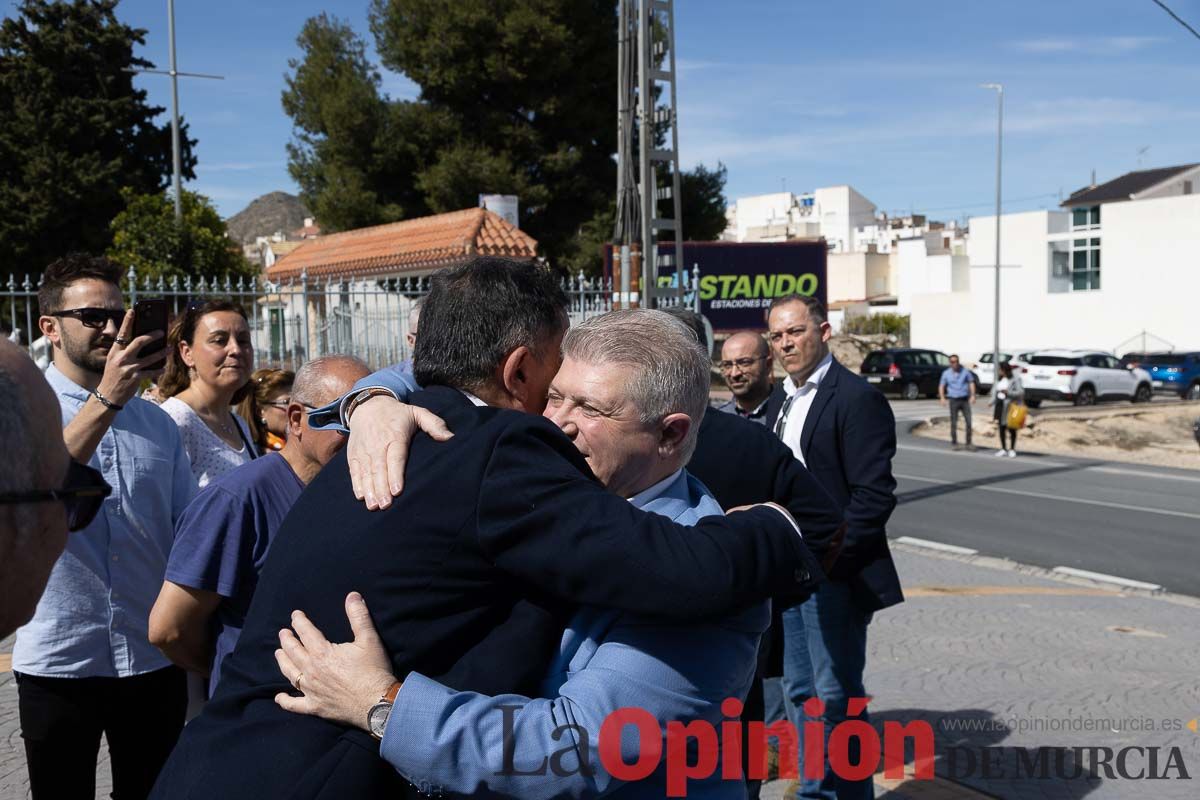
[15,254,197,800]
[149,355,370,694]
[716,330,775,424]
[0,339,108,638]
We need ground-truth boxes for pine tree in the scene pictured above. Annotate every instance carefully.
[0,0,196,278]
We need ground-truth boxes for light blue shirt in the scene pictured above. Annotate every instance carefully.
[13,365,197,678]
[379,470,769,798]
[939,366,974,399]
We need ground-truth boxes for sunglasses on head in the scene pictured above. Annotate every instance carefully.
[0,461,112,532]
[50,308,126,330]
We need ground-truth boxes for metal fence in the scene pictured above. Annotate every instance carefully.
[5,266,701,372]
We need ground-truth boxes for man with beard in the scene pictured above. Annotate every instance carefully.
[16,254,197,799]
[716,330,775,424]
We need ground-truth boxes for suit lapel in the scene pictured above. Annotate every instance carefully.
[800,360,840,457]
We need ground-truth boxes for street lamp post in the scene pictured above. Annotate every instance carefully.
[981,83,1004,385]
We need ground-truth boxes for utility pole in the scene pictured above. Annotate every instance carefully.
[128,0,223,222]
[614,0,684,309]
[981,83,1004,380]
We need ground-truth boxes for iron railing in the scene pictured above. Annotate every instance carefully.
[5,266,701,372]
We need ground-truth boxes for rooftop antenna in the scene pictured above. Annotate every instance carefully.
[127,0,224,223]
[1137,145,1150,168]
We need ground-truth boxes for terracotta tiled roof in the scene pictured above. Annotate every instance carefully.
[267,241,302,257]
[266,208,538,281]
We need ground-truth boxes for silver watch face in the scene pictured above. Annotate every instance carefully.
[368,702,392,738]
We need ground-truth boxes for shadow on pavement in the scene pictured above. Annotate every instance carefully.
[894,461,1094,506]
[871,707,1104,800]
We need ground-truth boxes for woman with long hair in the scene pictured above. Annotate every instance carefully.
[993,361,1025,458]
[238,367,294,453]
[158,299,256,487]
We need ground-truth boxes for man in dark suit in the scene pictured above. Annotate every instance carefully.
[151,259,824,800]
[764,294,903,800]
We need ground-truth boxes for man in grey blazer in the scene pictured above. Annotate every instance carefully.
[273,309,775,797]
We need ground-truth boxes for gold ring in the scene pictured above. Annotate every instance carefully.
[294,672,304,690]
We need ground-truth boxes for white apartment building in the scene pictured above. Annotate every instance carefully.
[910,163,1200,358]
[723,186,877,253]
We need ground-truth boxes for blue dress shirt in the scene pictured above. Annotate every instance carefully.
[13,365,198,678]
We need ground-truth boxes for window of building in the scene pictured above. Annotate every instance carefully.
[1071,237,1101,291]
[1071,205,1100,230]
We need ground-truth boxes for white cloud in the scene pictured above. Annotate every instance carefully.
[1011,36,1165,54]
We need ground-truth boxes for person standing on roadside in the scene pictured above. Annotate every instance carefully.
[938,354,977,451]
[18,254,196,800]
[993,362,1024,458]
[716,331,774,424]
[765,294,902,800]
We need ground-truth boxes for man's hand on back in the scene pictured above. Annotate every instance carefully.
[347,396,453,510]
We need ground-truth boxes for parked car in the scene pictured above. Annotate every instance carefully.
[1020,349,1152,407]
[1136,352,1200,400]
[1118,352,1150,369]
[971,352,1014,393]
[860,348,956,400]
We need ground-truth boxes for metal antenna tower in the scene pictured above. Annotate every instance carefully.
[613,0,684,309]
[128,0,223,222]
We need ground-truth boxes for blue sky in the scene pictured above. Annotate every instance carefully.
[103,0,1200,222]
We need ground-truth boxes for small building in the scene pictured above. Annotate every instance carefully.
[260,207,538,366]
[909,163,1200,359]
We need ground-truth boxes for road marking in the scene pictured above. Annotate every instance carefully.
[897,444,1200,484]
[895,536,978,555]
[906,585,1117,597]
[895,473,1200,520]
[1084,465,1200,484]
[1052,567,1163,592]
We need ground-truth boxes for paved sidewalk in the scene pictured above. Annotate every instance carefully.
[762,543,1200,800]
[3,544,1198,799]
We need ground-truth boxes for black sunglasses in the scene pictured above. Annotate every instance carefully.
[0,461,112,532]
[51,308,126,330]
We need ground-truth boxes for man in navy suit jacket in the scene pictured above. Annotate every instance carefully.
[764,294,903,800]
[150,259,821,800]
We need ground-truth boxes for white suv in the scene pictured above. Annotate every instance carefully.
[1021,350,1152,407]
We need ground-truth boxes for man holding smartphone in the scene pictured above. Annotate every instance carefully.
[17,254,198,800]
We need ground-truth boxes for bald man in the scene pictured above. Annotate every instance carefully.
[0,340,74,638]
[716,330,775,424]
[150,355,372,693]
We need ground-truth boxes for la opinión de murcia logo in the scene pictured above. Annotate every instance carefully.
[493,700,1194,796]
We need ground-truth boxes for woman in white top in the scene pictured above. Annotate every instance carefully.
[992,361,1024,457]
[158,300,256,488]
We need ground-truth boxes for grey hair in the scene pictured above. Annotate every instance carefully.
[562,309,710,461]
[291,355,370,408]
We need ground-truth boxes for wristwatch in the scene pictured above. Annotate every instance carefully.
[367,681,403,741]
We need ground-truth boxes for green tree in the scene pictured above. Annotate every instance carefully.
[108,188,253,283]
[284,2,728,275]
[677,162,728,242]
[0,0,196,278]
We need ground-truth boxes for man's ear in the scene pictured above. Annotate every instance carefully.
[286,402,305,439]
[819,321,833,343]
[657,413,692,457]
[498,345,535,411]
[38,315,60,346]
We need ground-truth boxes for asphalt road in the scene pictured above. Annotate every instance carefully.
[885,397,1200,597]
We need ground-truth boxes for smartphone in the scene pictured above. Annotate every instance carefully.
[132,298,168,370]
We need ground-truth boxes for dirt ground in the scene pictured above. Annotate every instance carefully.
[914,404,1200,470]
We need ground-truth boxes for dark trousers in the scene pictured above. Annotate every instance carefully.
[1000,427,1018,450]
[948,397,972,444]
[16,666,187,800]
